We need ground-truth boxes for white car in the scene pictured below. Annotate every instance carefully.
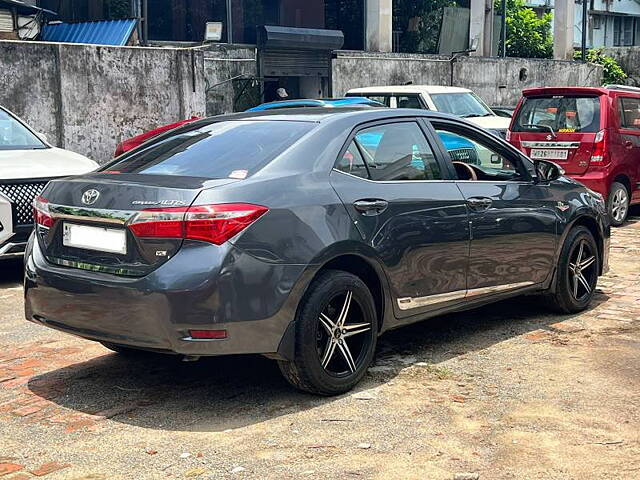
[345,85,511,135]
[0,106,97,260]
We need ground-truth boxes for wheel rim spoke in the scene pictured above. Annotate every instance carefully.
[580,256,595,270]
[573,272,579,298]
[577,272,591,294]
[337,340,357,373]
[336,291,352,327]
[342,323,371,338]
[576,241,585,265]
[321,340,337,369]
[319,313,336,336]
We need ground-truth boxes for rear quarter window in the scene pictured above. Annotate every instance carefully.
[513,96,601,133]
[106,120,314,178]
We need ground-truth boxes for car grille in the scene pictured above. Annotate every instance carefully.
[0,180,49,227]
[449,148,479,165]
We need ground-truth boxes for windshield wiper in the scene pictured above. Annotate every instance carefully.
[523,123,556,138]
[462,113,493,118]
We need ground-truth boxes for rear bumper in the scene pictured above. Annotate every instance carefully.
[569,171,610,198]
[24,237,306,357]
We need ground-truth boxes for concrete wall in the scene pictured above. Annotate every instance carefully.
[0,40,205,163]
[202,44,257,116]
[604,47,640,85]
[332,51,603,106]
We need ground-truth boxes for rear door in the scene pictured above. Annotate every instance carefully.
[616,96,640,203]
[330,119,470,321]
[429,119,558,293]
[511,94,603,175]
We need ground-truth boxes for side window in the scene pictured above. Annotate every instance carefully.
[353,122,442,181]
[433,124,527,182]
[396,95,424,109]
[360,95,392,107]
[619,97,640,130]
[336,141,369,178]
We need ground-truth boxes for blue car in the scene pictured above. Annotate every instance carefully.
[247,97,384,111]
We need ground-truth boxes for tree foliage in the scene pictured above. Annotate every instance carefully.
[575,49,628,85]
[496,0,553,58]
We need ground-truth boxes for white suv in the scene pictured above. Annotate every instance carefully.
[346,85,511,135]
[0,106,97,260]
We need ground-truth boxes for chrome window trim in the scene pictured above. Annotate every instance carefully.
[396,281,536,310]
[332,168,533,185]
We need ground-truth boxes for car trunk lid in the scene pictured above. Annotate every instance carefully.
[36,174,237,277]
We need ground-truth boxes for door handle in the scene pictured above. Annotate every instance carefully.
[624,140,634,149]
[353,199,388,216]
[466,197,493,212]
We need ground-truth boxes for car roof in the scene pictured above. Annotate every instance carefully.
[521,86,640,97]
[348,85,472,94]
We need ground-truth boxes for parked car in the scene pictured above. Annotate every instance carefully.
[247,97,384,111]
[491,106,516,118]
[508,85,640,226]
[0,106,97,260]
[25,108,609,395]
[345,85,511,136]
[114,117,200,157]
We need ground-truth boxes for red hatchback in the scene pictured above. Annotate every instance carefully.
[509,86,640,225]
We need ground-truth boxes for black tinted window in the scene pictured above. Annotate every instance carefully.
[354,122,442,181]
[108,121,314,178]
[619,97,640,130]
[336,141,369,178]
[513,96,601,133]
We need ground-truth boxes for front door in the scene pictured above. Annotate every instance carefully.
[617,96,640,203]
[428,120,558,294]
[330,120,470,320]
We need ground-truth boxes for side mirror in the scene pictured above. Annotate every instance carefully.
[534,159,564,183]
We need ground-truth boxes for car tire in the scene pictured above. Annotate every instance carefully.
[544,226,599,314]
[608,182,630,227]
[278,270,377,395]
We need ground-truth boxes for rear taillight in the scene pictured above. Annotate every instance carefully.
[128,203,268,245]
[591,129,608,164]
[33,195,54,228]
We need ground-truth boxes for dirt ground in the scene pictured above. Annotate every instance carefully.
[1,217,639,480]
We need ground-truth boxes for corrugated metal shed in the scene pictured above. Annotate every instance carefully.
[42,19,137,46]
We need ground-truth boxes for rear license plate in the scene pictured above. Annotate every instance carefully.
[63,223,127,255]
[530,149,568,160]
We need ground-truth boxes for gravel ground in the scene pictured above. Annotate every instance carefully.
[1,215,639,480]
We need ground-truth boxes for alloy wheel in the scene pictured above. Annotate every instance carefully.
[611,188,629,224]
[568,240,597,302]
[317,290,373,377]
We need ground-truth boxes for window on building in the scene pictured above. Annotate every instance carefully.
[325,0,364,50]
[149,0,227,42]
[39,0,133,22]
[613,16,635,46]
[393,0,469,54]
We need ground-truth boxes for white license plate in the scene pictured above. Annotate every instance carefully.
[63,223,127,255]
[530,149,569,160]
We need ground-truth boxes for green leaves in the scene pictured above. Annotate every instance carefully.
[574,49,628,85]
[496,0,553,58]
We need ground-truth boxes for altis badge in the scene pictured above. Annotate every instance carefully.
[132,200,187,207]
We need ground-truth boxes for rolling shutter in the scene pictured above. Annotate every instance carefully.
[0,10,13,32]
[260,49,331,77]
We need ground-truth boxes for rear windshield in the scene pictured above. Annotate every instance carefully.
[513,96,601,133]
[106,120,314,178]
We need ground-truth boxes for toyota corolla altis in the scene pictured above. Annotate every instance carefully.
[24,108,610,395]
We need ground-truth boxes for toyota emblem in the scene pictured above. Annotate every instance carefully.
[81,189,100,205]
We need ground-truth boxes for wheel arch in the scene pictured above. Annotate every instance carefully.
[565,214,605,275]
[612,174,632,196]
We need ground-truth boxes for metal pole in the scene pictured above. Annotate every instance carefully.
[226,0,233,44]
[501,0,507,57]
[142,0,148,46]
[581,0,588,61]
